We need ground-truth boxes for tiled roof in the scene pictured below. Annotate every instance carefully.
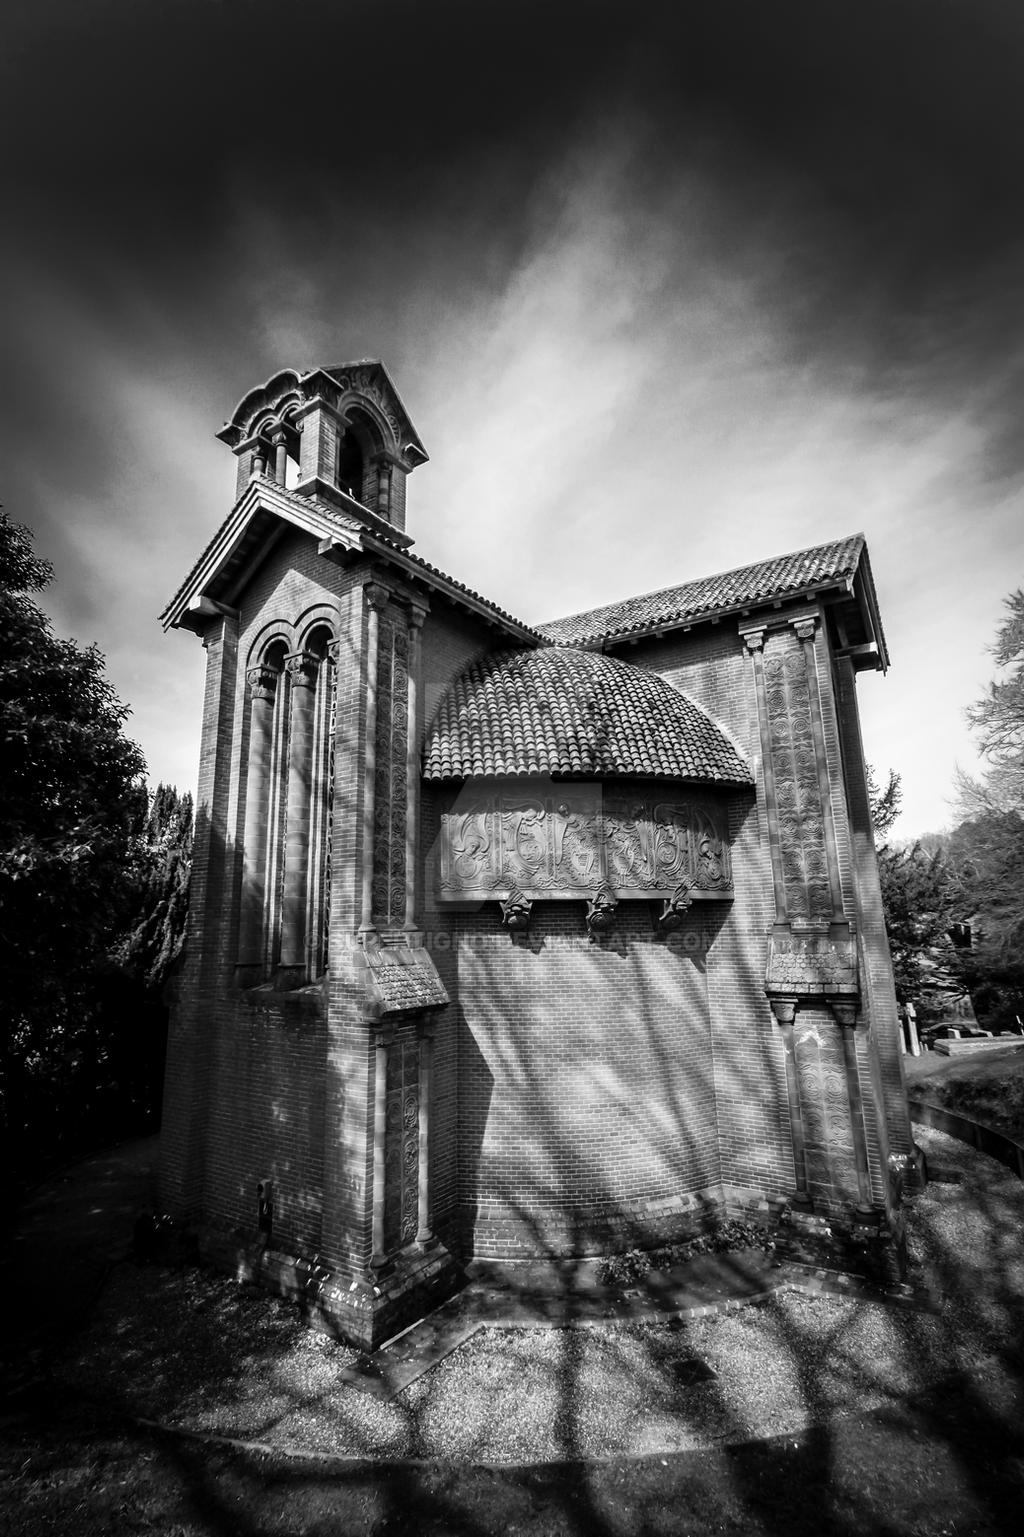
[538,535,866,645]
[423,647,752,784]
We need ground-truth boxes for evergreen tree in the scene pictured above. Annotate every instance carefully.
[114,783,193,994]
[0,512,147,1166]
[869,766,958,1013]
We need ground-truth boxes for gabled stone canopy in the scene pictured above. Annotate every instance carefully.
[423,646,753,784]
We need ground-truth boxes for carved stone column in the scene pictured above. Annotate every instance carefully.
[370,1024,394,1271]
[360,583,390,938]
[252,443,267,478]
[830,999,877,1218]
[269,427,287,485]
[279,650,320,974]
[237,662,280,979]
[415,1021,435,1246]
[744,629,788,918]
[770,996,812,1209]
[404,604,427,933]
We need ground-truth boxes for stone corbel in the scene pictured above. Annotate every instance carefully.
[657,879,693,932]
[500,887,533,932]
[585,885,619,939]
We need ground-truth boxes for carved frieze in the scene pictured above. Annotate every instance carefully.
[437,789,733,901]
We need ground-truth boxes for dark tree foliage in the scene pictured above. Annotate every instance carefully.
[946,811,1024,1031]
[869,766,958,1014]
[945,588,1024,1029]
[0,512,147,1169]
[964,588,1024,811]
[114,783,193,994]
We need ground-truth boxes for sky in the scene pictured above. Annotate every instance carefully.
[3,0,1023,837]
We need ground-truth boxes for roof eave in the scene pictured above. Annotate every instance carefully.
[159,479,363,632]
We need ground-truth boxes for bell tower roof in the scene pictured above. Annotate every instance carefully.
[215,360,427,465]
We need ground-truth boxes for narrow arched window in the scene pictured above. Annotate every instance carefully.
[237,639,287,981]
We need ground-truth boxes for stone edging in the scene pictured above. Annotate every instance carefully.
[910,1100,1024,1181]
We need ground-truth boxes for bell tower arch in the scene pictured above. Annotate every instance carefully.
[216,360,428,539]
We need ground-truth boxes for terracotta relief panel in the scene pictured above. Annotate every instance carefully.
[438,789,732,901]
[762,632,833,923]
[383,1036,420,1252]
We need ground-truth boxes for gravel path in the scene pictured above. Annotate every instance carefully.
[57,1127,1024,1464]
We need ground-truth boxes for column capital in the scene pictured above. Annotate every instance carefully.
[742,628,766,653]
[246,663,280,702]
[792,616,818,642]
[828,997,859,1029]
[326,638,341,666]
[769,996,799,1027]
[284,649,320,690]
[364,581,391,613]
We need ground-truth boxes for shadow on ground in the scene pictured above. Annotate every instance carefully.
[2,1131,1024,1535]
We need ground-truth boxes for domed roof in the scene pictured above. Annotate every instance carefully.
[423,647,752,784]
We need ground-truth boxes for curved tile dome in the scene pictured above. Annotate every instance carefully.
[423,647,752,785]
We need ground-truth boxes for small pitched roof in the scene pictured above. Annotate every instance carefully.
[423,647,752,784]
[539,535,870,646]
[159,478,544,644]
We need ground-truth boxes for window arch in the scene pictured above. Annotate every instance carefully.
[237,626,337,985]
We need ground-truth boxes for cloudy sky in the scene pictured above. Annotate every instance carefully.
[3,0,1023,836]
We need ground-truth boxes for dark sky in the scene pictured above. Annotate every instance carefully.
[4,0,1023,829]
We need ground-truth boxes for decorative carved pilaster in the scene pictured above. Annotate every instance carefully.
[321,641,340,971]
[791,616,844,915]
[829,999,877,1218]
[770,996,812,1209]
[415,1021,434,1247]
[370,1024,394,1271]
[761,627,833,922]
[371,609,409,927]
[360,583,390,938]
[404,604,426,933]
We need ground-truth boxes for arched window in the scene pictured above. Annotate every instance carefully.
[238,639,288,980]
[338,430,364,501]
[237,628,337,985]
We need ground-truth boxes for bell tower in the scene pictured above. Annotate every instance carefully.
[215,360,429,540]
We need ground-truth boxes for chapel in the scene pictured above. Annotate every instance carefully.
[159,361,915,1347]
